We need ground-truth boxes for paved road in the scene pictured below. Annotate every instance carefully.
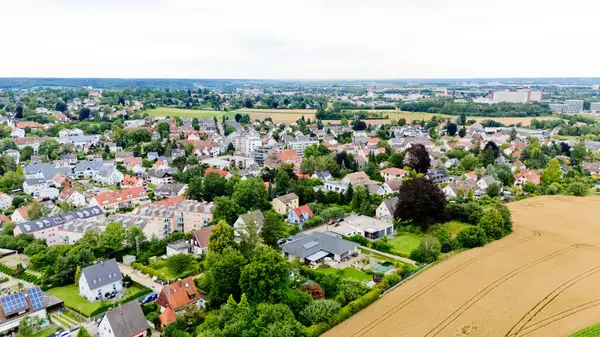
[117,263,163,293]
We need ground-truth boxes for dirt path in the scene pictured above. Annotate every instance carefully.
[323,196,600,337]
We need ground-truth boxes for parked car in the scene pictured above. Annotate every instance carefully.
[327,220,336,225]
[55,331,71,337]
[140,292,158,304]
[335,218,344,223]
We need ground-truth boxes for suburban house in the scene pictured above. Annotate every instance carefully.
[233,210,264,238]
[58,187,87,206]
[311,170,333,182]
[425,170,449,183]
[443,181,483,198]
[204,168,232,179]
[0,193,13,210]
[121,175,145,189]
[326,215,394,240]
[23,178,49,196]
[514,170,541,186]
[93,166,125,186]
[154,183,187,198]
[146,169,176,186]
[281,232,359,265]
[272,193,299,215]
[380,168,409,181]
[191,226,213,255]
[477,175,498,190]
[74,162,105,179]
[322,180,350,193]
[342,171,379,186]
[11,205,33,223]
[122,158,146,176]
[0,287,52,335]
[98,301,148,337]
[376,196,399,220]
[377,179,402,196]
[157,277,202,327]
[78,259,124,302]
[90,187,149,212]
[287,205,313,226]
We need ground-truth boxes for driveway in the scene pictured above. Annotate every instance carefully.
[117,263,163,293]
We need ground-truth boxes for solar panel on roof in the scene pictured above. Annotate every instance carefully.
[302,241,319,250]
[27,288,45,311]
[0,293,28,313]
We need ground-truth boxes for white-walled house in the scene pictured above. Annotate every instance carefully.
[0,193,13,210]
[98,301,148,337]
[376,196,398,220]
[79,259,124,302]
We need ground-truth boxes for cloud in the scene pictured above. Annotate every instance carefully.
[0,0,598,79]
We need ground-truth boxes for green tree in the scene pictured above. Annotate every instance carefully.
[570,139,587,165]
[541,158,562,185]
[275,169,292,195]
[238,218,262,259]
[166,253,196,274]
[208,220,237,254]
[27,201,45,220]
[478,209,505,240]
[232,178,269,211]
[239,246,290,304]
[567,181,589,196]
[74,265,82,284]
[213,196,244,225]
[260,211,287,249]
[458,127,467,138]
[203,173,227,202]
[18,315,42,337]
[405,144,431,174]
[157,122,170,138]
[300,299,341,326]
[411,237,441,262]
[486,182,502,197]
[446,123,458,136]
[99,222,125,252]
[456,226,487,248]
[38,139,61,160]
[76,328,92,337]
[350,185,368,211]
[460,154,481,171]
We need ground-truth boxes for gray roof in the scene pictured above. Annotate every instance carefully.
[98,166,119,178]
[155,183,186,195]
[18,206,103,234]
[25,178,46,186]
[80,258,123,290]
[102,301,148,337]
[382,196,399,214]
[24,163,71,180]
[277,193,298,204]
[74,161,104,172]
[281,232,359,260]
[238,210,264,227]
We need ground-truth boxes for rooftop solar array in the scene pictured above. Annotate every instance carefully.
[0,293,28,314]
[302,240,319,250]
[27,287,45,311]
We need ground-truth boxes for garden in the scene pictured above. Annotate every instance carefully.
[132,253,202,282]
[46,281,151,317]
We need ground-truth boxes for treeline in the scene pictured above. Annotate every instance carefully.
[398,99,551,117]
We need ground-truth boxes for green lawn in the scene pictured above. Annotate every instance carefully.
[147,107,224,118]
[358,248,395,263]
[315,267,372,282]
[570,322,600,336]
[47,283,150,317]
[443,221,470,237]
[388,234,422,255]
[46,284,102,317]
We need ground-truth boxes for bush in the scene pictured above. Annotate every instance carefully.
[343,234,369,246]
[300,299,341,326]
[335,279,369,306]
[446,202,484,225]
[381,273,401,290]
[478,209,505,240]
[370,237,393,253]
[456,226,487,248]
[567,182,589,196]
[409,237,441,263]
[302,216,323,229]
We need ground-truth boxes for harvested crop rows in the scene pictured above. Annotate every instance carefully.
[324,196,600,337]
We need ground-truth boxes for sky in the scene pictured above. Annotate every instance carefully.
[1,0,599,79]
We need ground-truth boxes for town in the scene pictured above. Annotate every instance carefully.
[0,79,598,337]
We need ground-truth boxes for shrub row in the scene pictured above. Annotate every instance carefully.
[0,263,41,284]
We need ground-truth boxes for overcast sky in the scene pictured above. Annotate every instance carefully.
[2,0,598,79]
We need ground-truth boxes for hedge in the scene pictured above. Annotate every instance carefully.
[306,288,382,336]
[0,263,41,284]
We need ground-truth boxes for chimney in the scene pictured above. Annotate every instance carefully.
[178,279,182,287]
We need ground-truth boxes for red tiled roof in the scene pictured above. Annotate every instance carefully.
[93,186,146,206]
[281,149,299,162]
[159,306,176,327]
[205,168,230,178]
[380,168,408,176]
[147,196,186,207]
[291,204,313,218]
[157,277,200,312]
[122,175,142,187]
[16,122,42,129]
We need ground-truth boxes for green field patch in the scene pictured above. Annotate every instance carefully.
[443,221,470,237]
[147,107,224,118]
[570,322,600,336]
[388,233,422,255]
[314,267,372,282]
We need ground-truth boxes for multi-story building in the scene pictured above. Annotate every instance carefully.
[590,102,600,114]
[491,89,543,103]
[78,259,123,302]
[137,198,214,237]
[13,206,104,246]
[564,100,584,114]
[287,140,318,157]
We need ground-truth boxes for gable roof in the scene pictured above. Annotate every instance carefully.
[93,186,146,206]
[380,168,409,176]
[103,301,148,337]
[383,179,403,192]
[204,168,230,178]
[192,226,214,249]
[382,196,399,214]
[291,204,313,218]
[156,277,199,311]
[238,210,264,227]
[80,259,123,290]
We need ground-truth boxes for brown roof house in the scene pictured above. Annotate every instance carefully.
[191,226,213,255]
[157,277,204,327]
